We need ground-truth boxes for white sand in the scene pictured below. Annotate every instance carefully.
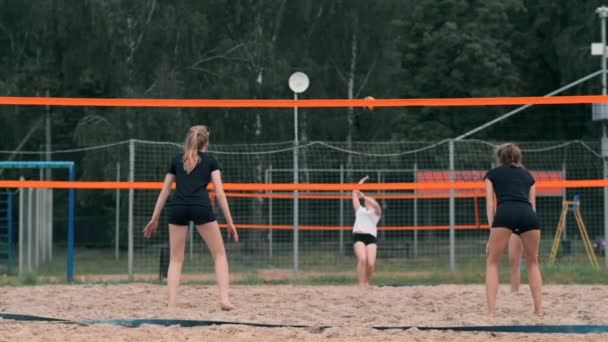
[1,284,607,341]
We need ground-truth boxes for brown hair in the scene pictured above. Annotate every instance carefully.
[495,143,523,167]
[183,125,210,174]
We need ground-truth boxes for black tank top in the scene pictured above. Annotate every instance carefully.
[484,165,535,205]
[166,152,221,207]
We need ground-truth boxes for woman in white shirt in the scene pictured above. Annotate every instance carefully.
[352,176,382,288]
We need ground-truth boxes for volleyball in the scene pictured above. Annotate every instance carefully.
[364,96,375,110]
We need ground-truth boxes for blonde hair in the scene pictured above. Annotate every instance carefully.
[183,125,210,174]
[495,143,522,167]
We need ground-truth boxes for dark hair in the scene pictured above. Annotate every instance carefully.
[495,143,522,166]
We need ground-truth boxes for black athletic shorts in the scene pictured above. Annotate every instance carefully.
[492,201,540,235]
[168,205,217,226]
[353,233,377,245]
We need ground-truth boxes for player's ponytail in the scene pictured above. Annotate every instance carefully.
[183,125,210,174]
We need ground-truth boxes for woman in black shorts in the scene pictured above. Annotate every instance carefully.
[352,176,382,288]
[144,125,238,310]
[485,143,543,316]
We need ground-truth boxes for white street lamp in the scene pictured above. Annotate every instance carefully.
[288,72,309,278]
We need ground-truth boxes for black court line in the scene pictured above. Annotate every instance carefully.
[0,313,69,323]
[2,313,608,334]
[83,318,328,329]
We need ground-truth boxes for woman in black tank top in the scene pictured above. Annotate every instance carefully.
[484,143,543,316]
[143,125,238,311]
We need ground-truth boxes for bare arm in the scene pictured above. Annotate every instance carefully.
[352,175,369,212]
[529,184,536,211]
[151,173,175,221]
[211,170,238,241]
[211,170,233,224]
[352,190,362,211]
[485,179,495,226]
[143,173,175,238]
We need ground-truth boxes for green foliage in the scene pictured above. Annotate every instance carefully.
[0,0,603,149]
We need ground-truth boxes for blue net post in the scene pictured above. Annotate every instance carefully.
[0,161,75,282]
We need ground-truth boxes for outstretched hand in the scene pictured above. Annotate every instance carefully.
[358,176,369,184]
[143,220,159,239]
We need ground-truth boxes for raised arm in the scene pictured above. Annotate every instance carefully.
[485,179,495,226]
[352,190,362,211]
[352,176,369,212]
[144,173,175,238]
[211,169,239,242]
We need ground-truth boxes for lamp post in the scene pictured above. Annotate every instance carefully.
[288,72,309,278]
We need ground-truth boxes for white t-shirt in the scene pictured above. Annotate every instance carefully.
[353,207,381,237]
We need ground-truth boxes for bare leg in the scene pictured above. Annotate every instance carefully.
[519,229,543,315]
[508,234,523,293]
[486,228,512,316]
[365,244,377,287]
[196,221,235,311]
[353,242,368,288]
[167,225,188,308]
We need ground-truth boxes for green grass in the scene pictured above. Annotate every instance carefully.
[1,245,606,286]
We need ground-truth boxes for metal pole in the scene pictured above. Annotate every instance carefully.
[7,192,13,273]
[45,188,50,264]
[377,170,382,241]
[27,187,32,273]
[604,126,608,271]
[448,140,456,272]
[35,187,40,268]
[339,164,345,255]
[413,162,418,258]
[599,6,608,271]
[562,161,567,241]
[45,89,52,181]
[40,188,45,265]
[48,188,53,262]
[115,162,120,260]
[293,92,299,278]
[67,165,76,282]
[602,12,607,96]
[454,70,603,141]
[128,139,135,280]
[266,167,273,258]
[18,177,24,275]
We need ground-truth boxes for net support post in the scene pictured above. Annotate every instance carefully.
[128,139,135,280]
[593,100,608,271]
[449,140,456,273]
[27,188,32,273]
[293,93,300,279]
[115,162,120,261]
[18,179,24,275]
[604,134,608,271]
[413,162,418,258]
[339,164,345,255]
[265,167,273,259]
[7,192,13,273]
[67,164,75,282]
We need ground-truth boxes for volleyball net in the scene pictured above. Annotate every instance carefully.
[1,137,606,280]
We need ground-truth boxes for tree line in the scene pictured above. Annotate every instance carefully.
[0,0,605,153]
